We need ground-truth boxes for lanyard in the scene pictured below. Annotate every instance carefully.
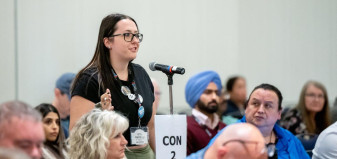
[111,64,144,127]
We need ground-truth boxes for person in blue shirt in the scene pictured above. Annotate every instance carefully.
[52,72,76,138]
[187,83,310,159]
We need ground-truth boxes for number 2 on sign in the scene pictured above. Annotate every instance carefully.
[171,151,176,159]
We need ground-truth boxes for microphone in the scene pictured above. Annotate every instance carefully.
[149,62,185,75]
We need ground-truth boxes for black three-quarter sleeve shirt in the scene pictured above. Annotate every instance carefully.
[72,63,154,146]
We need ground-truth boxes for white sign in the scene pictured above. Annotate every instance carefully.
[155,115,187,159]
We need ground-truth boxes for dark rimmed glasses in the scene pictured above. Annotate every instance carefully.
[222,139,277,158]
[110,33,143,43]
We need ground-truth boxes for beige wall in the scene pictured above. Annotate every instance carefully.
[0,0,336,113]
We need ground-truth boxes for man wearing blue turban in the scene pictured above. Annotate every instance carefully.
[185,70,226,155]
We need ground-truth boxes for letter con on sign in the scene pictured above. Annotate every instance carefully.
[163,136,182,146]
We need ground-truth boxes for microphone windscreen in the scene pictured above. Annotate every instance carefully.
[149,62,156,71]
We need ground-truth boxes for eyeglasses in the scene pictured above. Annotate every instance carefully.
[222,139,276,158]
[110,33,143,43]
[305,93,324,100]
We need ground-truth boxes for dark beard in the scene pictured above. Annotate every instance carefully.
[196,100,218,114]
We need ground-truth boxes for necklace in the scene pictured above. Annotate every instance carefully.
[111,65,145,121]
[265,130,273,144]
[269,131,273,144]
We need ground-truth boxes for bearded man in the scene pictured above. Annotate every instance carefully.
[185,70,226,155]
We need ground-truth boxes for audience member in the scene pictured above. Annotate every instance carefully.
[0,101,44,159]
[312,121,337,159]
[218,90,238,125]
[185,70,226,155]
[68,109,128,159]
[186,123,267,159]
[222,76,247,119]
[331,97,337,123]
[280,81,331,135]
[35,103,68,159]
[236,83,309,158]
[70,13,156,158]
[216,89,228,118]
[52,72,76,138]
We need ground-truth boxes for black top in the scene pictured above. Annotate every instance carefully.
[222,100,243,119]
[72,63,154,146]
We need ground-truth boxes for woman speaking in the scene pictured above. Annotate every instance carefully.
[70,13,155,159]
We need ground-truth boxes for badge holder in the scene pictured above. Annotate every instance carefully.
[130,126,148,145]
[129,89,148,145]
[130,106,148,145]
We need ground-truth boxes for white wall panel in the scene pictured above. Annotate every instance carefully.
[0,0,336,113]
[0,0,15,103]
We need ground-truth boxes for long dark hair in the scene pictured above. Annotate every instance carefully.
[296,81,331,134]
[35,103,66,159]
[226,76,244,92]
[71,13,138,95]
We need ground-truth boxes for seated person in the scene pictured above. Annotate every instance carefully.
[332,97,337,123]
[222,76,247,119]
[68,109,128,159]
[52,72,76,139]
[35,103,68,159]
[312,121,337,159]
[186,123,267,159]
[0,101,44,159]
[200,83,309,159]
[185,70,226,155]
[240,83,309,158]
[280,81,331,135]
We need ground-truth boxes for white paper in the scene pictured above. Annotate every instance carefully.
[155,115,187,159]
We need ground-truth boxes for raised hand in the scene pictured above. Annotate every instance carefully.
[100,89,114,111]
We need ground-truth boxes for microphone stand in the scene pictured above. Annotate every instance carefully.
[150,62,185,115]
[166,73,174,115]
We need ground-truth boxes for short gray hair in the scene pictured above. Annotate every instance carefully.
[68,109,129,159]
[0,101,42,138]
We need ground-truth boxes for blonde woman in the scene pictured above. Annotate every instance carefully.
[68,109,128,159]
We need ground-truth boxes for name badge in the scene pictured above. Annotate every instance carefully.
[130,127,149,145]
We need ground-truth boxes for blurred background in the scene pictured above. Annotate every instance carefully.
[1,0,336,114]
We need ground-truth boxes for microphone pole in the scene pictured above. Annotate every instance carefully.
[167,74,174,115]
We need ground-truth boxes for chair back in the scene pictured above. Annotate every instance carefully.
[296,133,318,157]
